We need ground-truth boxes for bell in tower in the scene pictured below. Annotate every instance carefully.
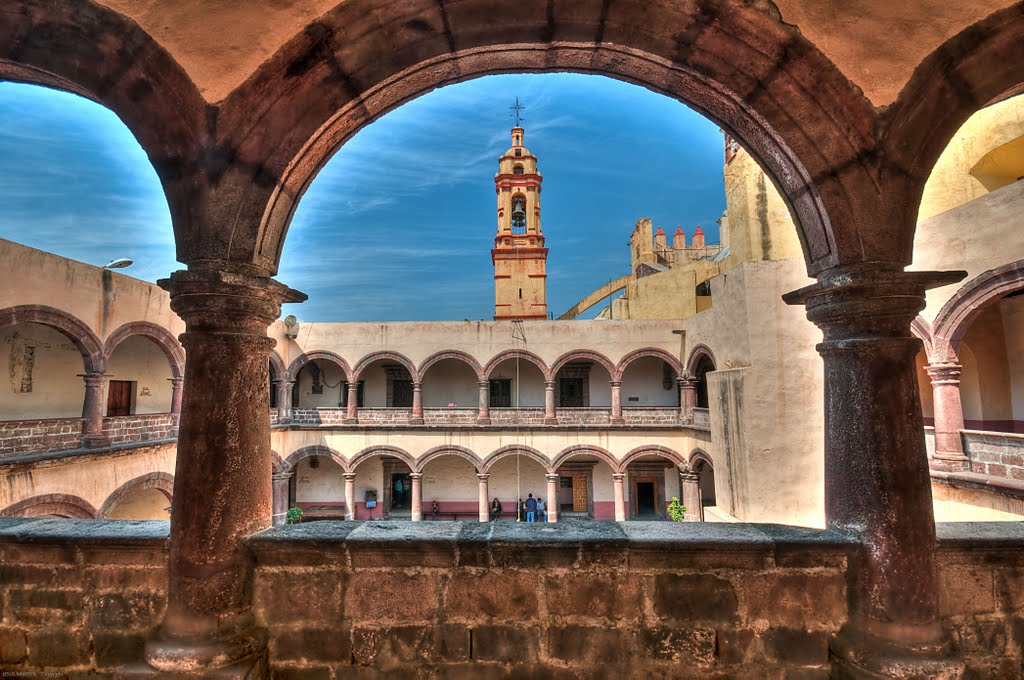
[491,98,548,320]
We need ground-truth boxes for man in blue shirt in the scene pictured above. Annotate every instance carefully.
[525,493,537,522]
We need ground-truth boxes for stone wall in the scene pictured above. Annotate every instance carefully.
[287,407,682,427]
[0,519,1020,676]
[101,414,178,446]
[964,430,1024,479]
[0,417,82,458]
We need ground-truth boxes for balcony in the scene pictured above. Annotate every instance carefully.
[282,406,693,428]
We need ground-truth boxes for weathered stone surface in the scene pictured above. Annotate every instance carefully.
[653,573,739,623]
[445,571,538,621]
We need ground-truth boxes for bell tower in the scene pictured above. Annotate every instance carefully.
[492,112,548,320]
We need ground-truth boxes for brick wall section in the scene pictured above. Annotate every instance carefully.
[0,519,1020,675]
[101,414,178,445]
[692,407,711,431]
[289,407,682,427]
[0,418,83,459]
[623,407,681,425]
[963,430,1024,480]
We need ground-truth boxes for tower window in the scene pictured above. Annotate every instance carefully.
[511,194,527,234]
[513,164,524,175]
[515,149,522,157]
[519,288,522,299]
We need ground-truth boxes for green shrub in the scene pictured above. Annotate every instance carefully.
[286,506,304,524]
[667,497,687,522]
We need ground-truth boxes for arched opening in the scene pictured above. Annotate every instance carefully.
[293,359,348,409]
[1,493,97,519]
[105,335,176,415]
[623,454,678,520]
[0,321,89,419]
[269,359,279,410]
[355,356,416,409]
[485,356,546,414]
[486,454,549,522]
[692,354,716,409]
[419,454,480,520]
[420,357,479,409]
[958,296,1023,432]
[291,453,346,521]
[552,354,614,410]
[550,451,617,520]
[693,458,717,510]
[105,487,171,520]
[619,355,681,407]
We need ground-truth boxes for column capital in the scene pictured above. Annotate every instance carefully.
[679,469,701,483]
[544,380,557,388]
[476,473,490,481]
[79,371,109,384]
[612,472,625,481]
[343,472,357,481]
[168,376,184,386]
[478,380,490,388]
[408,472,423,480]
[783,266,965,342]
[158,269,306,332]
[925,362,962,384]
[545,473,560,482]
[677,375,696,388]
[271,470,293,482]
[609,380,622,387]
[412,381,422,389]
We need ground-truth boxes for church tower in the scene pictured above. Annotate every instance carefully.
[492,120,548,320]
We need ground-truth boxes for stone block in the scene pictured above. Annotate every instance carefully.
[26,629,92,667]
[255,569,344,624]
[743,572,846,626]
[94,632,145,667]
[653,573,739,623]
[7,587,85,624]
[345,571,441,623]
[471,625,539,663]
[762,628,830,665]
[547,625,637,663]
[716,626,761,665]
[939,564,996,616]
[270,668,333,680]
[0,626,27,664]
[350,625,443,667]
[639,626,716,663]
[269,626,351,663]
[88,591,164,630]
[543,572,643,621]
[444,570,538,621]
[952,618,1007,654]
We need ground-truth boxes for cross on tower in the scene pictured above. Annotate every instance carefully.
[509,97,525,127]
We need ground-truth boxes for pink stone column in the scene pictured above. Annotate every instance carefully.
[80,371,110,448]
[926,362,969,470]
[344,472,356,520]
[145,269,305,672]
[546,474,559,523]
[277,377,294,423]
[610,380,624,424]
[169,376,184,415]
[544,380,557,425]
[784,266,965,677]
[679,468,703,522]
[410,472,423,521]
[477,473,489,522]
[477,380,491,425]
[679,377,697,423]
[345,382,359,424]
[410,381,424,424]
[612,473,626,522]
[271,471,292,527]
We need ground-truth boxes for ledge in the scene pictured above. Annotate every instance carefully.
[931,468,1024,498]
[0,517,168,546]
[281,423,696,432]
[0,437,177,469]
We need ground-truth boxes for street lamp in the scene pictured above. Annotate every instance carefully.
[101,258,133,269]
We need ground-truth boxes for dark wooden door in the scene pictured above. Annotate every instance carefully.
[489,379,511,407]
[107,380,132,416]
[559,378,587,407]
[391,379,413,407]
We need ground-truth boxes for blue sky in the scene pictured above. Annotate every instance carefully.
[0,75,726,321]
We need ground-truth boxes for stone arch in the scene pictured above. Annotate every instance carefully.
[685,345,718,376]
[620,445,689,473]
[550,350,616,381]
[0,305,104,373]
[482,350,549,381]
[0,0,208,258]
[688,448,715,473]
[97,471,174,519]
[882,3,1024,248]
[288,350,354,384]
[1,493,97,519]
[615,347,684,382]
[911,317,934,359]
[418,350,484,382]
[415,445,483,473]
[349,445,417,472]
[103,321,185,378]
[353,351,418,383]
[218,0,885,278]
[283,445,349,474]
[551,444,620,474]
[271,450,285,473]
[482,445,551,474]
[269,351,287,380]
[931,260,1024,362]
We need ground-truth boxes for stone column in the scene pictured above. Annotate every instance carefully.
[477,380,491,425]
[679,376,696,423]
[477,473,489,522]
[271,471,292,527]
[546,473,559,523]
[144,269,305,672]
[612,473,626,522]
[926,362,969,470]
[277,377,294,423]
[80,371,110,448]
[409,472,423,521]
[344,472,356,520]
[679,468,702,522]
[410,381,424,424]
[169,376,184,415]
[544,380,557,425]
[784,266,965,677]
[345,381,359,424]
[610,380,624,424]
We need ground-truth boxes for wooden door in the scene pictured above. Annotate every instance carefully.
[107,380,132,416]
[489,379,511,407]
[572,475,588,512]
[391,379,413,407]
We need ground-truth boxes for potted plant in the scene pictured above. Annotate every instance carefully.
[286,506,303,524]
[667,497,687,522]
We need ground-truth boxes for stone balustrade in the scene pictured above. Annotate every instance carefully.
[101,414,179,446]
[0,414,178,459]
[692,407,711,431]
[0,519,1018,676]
[287,407,685,427]
[963,430,1024,480]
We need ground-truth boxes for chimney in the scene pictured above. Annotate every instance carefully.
[654,226,667,251]
[692,225,705,250]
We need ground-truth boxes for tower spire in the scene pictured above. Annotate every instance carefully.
[509,97,525,127]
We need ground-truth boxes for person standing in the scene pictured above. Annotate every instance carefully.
[536,496,546,522]
[490,497,502,521]
[525,493,537,523]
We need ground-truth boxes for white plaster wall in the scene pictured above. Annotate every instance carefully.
[421,360,478,408]
[620,356,679,406]
[295,360,346,408]
[294,455,344,503]
[488,455,548,503]
[932,483,1024,521]
[353,456,384,504]
[585,364,612,407]
[0,324,87,419]
[105,335,175,414]
[1001,296,1024,421]
[960,306,1012,421]
[592,459,615,502]
[420,456,478,501]
[362,366,388,408]
[488,358,545,406]
[106,487,170,520]
[664,466,680,501]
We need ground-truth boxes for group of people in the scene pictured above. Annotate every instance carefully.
[489,493,547,522]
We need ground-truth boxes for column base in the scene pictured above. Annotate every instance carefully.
[409,417,425,425]
[543,417,558,425]
[929,453,970,472]
[144,625,267,674]
[610,417,625,425]
[476,417,491,425]
[81,434,111,449]
[124,651,267,679]
[343,418,358,425]
[829,624,962,680]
